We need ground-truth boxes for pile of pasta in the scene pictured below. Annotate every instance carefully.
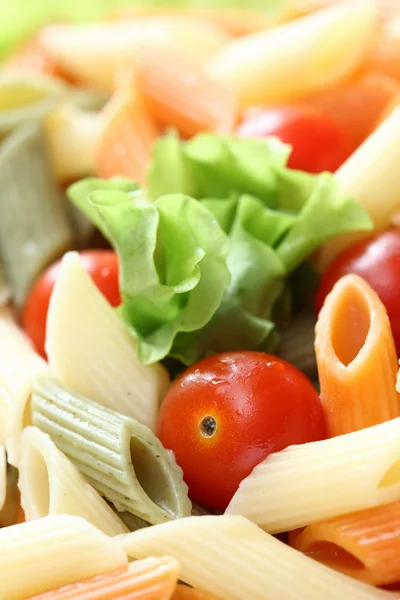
[2,246,400,599]
[1,0,400,310]
[3,1,400,599]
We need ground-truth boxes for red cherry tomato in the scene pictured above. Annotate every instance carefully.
[22,250,121,358]
[315,230,400,355]
[236,106,353,173]
[157,351,326,511]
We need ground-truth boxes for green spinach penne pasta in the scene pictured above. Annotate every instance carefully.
[0,120,74,306]
[31,378,192,525]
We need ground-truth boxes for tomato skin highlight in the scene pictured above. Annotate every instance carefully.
[315,230,400,356]
[157,351,326,511]
[22,250,121,358]
[236,106,352,174]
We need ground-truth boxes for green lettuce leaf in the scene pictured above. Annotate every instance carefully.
[69,185,230,364]
[69,132,373,366]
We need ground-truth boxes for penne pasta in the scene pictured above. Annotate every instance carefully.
[31,378,191,525]
[0,514,128,599]
[45,103,101,182]
[367,16,400,82]
[46,252,169,430]
[302,73,400,148]
[95,85,158,185]
[0,73,65,138]
[289,500,400,586]
[136,50,237,137]
[118,515,395,600]
[315,274,400,436]
[0,120,74,307]
[29,556,180,600]
[39,17,229,92]
[0,308,50,466]
[0,445,6,513]
[172,584,222,600]
[317,106,400,269]
[226,416,400,533]
[206,0,377,107]
[18,426,128,535]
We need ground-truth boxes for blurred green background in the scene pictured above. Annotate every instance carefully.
[0,0,284,59]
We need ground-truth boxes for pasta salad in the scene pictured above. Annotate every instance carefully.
[1,0,400,599]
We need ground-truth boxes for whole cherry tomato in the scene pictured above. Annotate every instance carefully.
[315,230,400,355]
[236,106,352,173]
[157,351,326,511]
[22,250,120,358]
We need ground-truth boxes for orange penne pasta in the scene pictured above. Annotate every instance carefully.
[172,584,222,600]
[3,36,77,84]
[315,274,400,437]
[95,86,158,184]
[302,73,400,147]
[367,29,400,82]
[289,500,400,586]
[135,50,237,137]
[30,556,180,600]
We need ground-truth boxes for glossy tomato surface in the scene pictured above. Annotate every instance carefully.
[22,250,121,358]
[157,351,326,510]
[236,106,352,173]
[315,230,400,355]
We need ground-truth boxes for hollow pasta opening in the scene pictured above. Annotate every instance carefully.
[330,284,371,366]
[379,459,400,487]
[306,541,365,573]
[130,437,171,512]
[25,446,50,517]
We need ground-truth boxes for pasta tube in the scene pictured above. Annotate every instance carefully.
[206,0,377,107]
[0,308,50,466]
[0,120,73,307]
[226,416,400,533]
[317,106,400,269]
[18,426,128,536]
[45,103,101,182]
[29,556,180,600]
[95,85,158,185]
[119,515,394,600]
[46,252,169,430]
[31,378,191,524]
[39,17,229,92]
[0,73,65,138]
[290,500,400,586]
[0,514,127,600]
[367,16,400,83]
[303,73,400,148]
[136,50,237,137]
[315,274,400,436]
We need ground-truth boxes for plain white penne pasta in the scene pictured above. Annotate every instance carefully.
[18,426,128,536]
[0,446,6,512]
[118,515,395,600]
[39,17,229,91]
[226,416,400,533]
[46,252,169,431]
[0,308,50,466]
[206,0,377,107]
[317,106,400,269]
[45,104,101,182]
[0,514,128,599]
